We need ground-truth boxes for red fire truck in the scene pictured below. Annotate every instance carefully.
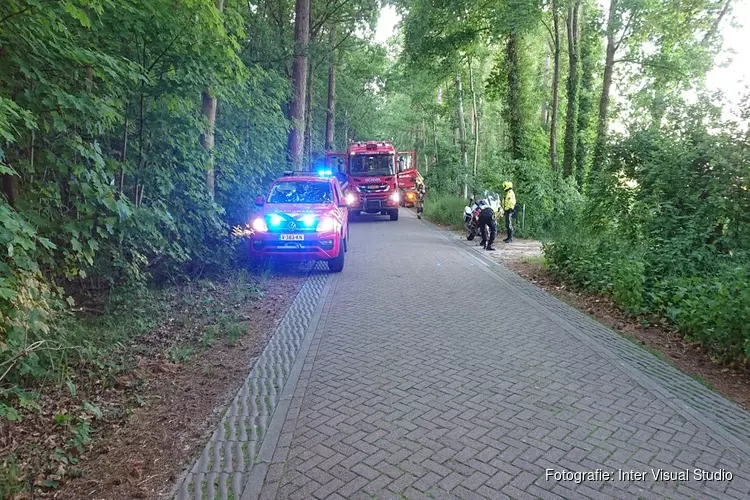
[396,150,422,207]
[337,141,401,221]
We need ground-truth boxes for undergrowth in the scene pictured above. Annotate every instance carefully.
[0,269,267,497]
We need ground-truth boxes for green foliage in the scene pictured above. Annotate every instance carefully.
[650,268,750,362]
[0,0,306,410]
[166,344,194,364]
[547,98,750,364]
[423,195,467,229]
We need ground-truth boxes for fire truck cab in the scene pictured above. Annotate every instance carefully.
[341,141,400,221]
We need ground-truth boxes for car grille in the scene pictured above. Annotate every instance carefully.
[357,184,389,193]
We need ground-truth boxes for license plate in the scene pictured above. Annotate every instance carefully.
[280,234,304,241]
[368,184,380,189]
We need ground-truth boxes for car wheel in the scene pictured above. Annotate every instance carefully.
[328,240,345,272]
[390,209,399,221]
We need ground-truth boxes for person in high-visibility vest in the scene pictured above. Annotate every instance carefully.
[415,176,426,219]
[502,181,517,243]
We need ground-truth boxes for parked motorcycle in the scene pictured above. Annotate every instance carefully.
[463,191,502,241]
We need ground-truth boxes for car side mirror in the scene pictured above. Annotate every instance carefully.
[254,196,264,207]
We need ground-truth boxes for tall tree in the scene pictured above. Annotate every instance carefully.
[288,0,311,169]
[591,0,619,175]
[455,71,469,197]
[201,0,226,198]
[469,57,480,179]
[574,3,600,188]
[548,0,561,171]
[506,32,523,161]
[563,0,581,179]
[325,26,337,151]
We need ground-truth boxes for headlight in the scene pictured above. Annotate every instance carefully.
[252,217,268,232]
[406,191,416,201]
[345,193,356,205]
[316,216,335,232]
[390,191,399,202]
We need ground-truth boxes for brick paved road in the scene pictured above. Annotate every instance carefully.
[178,209,750,500]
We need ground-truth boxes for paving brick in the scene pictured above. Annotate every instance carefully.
[174,213,750,500]
[413,471,442,492]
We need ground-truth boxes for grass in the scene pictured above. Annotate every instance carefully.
[423,195,468,229]
[166,344,194,364]
[520,254,547,268]
[226,322,246,345]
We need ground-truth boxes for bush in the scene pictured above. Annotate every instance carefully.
[478,158,584,239]
[423,195,468,229]
[546,222,749,364]
[650,268,750,363]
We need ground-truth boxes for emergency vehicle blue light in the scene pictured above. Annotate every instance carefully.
[316,168,333,177]
[268,214,284,226]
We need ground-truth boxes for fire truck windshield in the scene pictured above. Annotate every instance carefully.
[349,155,394,176]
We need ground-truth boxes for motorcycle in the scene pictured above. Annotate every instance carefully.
[463,191,502,241]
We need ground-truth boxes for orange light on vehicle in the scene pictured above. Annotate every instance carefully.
[406,191,416,201]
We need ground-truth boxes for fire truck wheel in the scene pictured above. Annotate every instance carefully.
[328,241,345,272]
[390,209,399,221]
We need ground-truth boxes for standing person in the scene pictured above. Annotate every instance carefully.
[415,178,426,219]
[502,181,516,243]
[477,200,497,251]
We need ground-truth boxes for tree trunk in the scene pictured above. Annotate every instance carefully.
[324,27,336,151]
[455,72,469,198]
[432,117,438,170]
[469,58,480,179]
[541,44,550,128]
[592,0,617,174]
[549,0,561,172]
[119,101,129,193]
[702,0,732,45]
[562,1,580,178]
[201,0,226,198]
[287,0,311,169]
[304,58,313,165]
[506,32,523,161]
[575,4,593,188]
[2,175,19,207]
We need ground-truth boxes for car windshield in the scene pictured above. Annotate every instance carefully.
[267,181,332,204]
[349,154,394,176]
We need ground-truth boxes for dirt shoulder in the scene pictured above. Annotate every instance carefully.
[5,267,307,500]
[435,219,750,411]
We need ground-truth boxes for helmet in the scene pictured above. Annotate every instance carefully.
[478,200,488,208]
[503,181,513,191]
